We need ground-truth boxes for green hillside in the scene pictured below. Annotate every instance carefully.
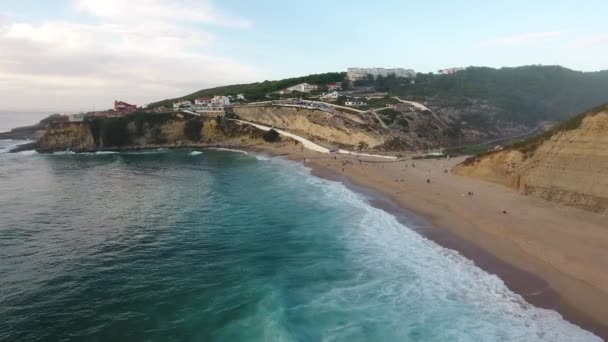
[151,66,608,126]
[371,65,608,124]
[150,72,345,108]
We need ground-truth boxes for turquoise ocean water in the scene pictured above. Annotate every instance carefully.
[0,140,600,341]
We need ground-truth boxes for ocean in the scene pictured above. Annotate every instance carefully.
[0,140,600,341]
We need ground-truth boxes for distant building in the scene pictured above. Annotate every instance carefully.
[90,111,116,118]
[68,113,87,122]
[327,82,342,91]
[391,103,416,112]
[275,89,292,95]
[173,100,192,109]
[194,98,213,106]
[320,91,340,102]
[347,67,416,81]
[345,100,367,107]
[236,94,246,100]
[437,67,465,75]
[212,96,231,107]
[114,100,137,113]
[286,83,319,93]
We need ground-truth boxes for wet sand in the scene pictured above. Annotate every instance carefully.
[252,143,608,339]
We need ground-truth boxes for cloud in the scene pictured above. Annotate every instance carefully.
[573,34,608,48]
[476,31,562,47]
[73,0,252,28]
[0,1,262,111]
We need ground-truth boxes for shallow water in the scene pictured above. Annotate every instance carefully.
[0,141,600,341]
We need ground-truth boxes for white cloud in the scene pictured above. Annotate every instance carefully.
[573,34,608,48]
[0,0,262,111]
[73,0,252,28]
[476,31,562,47]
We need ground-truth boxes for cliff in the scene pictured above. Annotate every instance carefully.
[35,113,278,153]
[453,105,608,213]
[234,106,386,148]
[233,105,451,151]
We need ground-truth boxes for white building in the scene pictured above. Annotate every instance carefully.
[212,96,231,106]
[286,83,319,93]
[236,94,246,100]
[173,100,192,109]
[68,113,87,122]
[437,67,465,75]
[347,67,416,81]
[345,100,367,107]
[320,91,340,102]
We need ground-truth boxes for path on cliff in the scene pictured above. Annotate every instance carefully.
[393,97,450,128]
[230,118,397,160]
[364,107,390,129]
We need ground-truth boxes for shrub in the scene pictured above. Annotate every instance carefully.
[263,129,280,142]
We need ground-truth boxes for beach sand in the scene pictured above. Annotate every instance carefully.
[252,142,608,339]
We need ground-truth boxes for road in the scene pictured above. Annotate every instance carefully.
[393,97,450,128]
[230,119,396,159]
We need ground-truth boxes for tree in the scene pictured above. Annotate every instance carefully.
[263,129,280,142]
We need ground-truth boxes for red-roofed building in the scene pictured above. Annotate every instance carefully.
[195,97,213,106]
[328,82,342,91]
[114,100,137,113]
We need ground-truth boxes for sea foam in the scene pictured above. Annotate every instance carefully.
[284,160,600,341]
[208,147,249,155]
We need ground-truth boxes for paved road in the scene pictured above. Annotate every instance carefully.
[230,119,396,159]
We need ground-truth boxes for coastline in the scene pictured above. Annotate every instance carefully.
[248,143,608,339]
[6,139,608,338]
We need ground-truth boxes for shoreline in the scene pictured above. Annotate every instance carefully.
[306,158,608,339]
[248,144,608,339]
[6,140,608,338]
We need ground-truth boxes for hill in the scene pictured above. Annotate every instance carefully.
[453,104,608,213]
[382,65,608,125]
[148,66,608,145]
[150,72,345,108]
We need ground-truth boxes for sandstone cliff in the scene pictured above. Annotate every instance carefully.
[35,113,277,153]
[453,105,608,213]
[234,106,386,148]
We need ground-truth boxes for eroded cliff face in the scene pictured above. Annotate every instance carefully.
[453,109,608,213]
[36,114,272,153]
[37,123,96,152]
[234,106,386,148]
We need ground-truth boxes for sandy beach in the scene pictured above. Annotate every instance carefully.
[251,142,608,339]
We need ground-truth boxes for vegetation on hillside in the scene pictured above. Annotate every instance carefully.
[150,72,346,107]
[149,66,608,130]
[370,66,608,125]
[462,103,608,165]
[263,129,280,142]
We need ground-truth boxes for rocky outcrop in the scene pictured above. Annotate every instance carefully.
[37,122,96,152]
[453,106,608,213]
[35,113,274,153]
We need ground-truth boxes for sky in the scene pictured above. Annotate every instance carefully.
[1,0,607,112]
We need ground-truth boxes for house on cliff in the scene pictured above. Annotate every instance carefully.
[114,101,137,114]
